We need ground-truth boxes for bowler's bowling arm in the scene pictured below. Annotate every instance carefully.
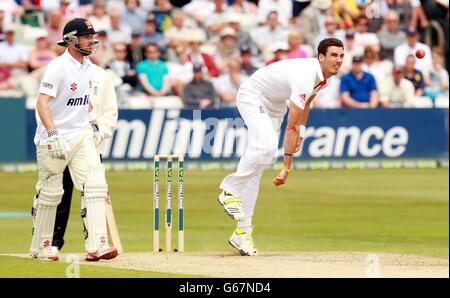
[283,100,311,170]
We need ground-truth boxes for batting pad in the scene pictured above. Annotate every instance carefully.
[83,165,108,253]
[30,174,64,255]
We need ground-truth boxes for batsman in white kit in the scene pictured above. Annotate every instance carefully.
[30,18,118,261]
[218,38,345,256]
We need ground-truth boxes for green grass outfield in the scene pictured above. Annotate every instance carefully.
[0,168,448,277]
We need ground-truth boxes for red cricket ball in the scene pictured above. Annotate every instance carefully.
[415,49,425,59]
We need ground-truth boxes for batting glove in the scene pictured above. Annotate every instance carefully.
[47,129,71,160]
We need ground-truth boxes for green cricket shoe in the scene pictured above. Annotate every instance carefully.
[218,190,245,221]
[228,228,259,256]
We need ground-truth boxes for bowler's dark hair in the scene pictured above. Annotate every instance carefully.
[317,38,344,57]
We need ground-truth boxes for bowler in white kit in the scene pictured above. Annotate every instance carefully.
[218,38,345,256]
[30,18,118,261]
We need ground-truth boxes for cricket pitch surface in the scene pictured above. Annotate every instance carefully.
[9,252,449,278]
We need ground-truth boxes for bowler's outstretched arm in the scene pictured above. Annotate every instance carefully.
[273,100,311,186]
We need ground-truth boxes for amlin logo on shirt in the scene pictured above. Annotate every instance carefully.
[67,94,90,106]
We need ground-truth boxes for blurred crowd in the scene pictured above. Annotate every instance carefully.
[0,0,448,109]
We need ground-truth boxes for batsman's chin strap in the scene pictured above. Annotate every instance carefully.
[67,39,100,56]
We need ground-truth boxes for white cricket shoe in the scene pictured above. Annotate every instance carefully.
[228,228,259,256]
[30,246,59,261]
[218,191,245,221]
[84,246,118,262]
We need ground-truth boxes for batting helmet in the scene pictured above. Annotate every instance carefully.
[57,18,99,55]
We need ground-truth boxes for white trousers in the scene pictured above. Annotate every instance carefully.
[220,81,285,230]
[36,126,101,192]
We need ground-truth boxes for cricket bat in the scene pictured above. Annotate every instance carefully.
[106,195,123,254]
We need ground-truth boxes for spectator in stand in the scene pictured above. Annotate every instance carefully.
[0,41,16,94]
[108,42,138,88]
[340,30,364,74]
[286,30,309,59]
[14,0,36,10]
[227,13,258,55]
[292,0,313,25]
[29,33,57,76]
[239,45,258,76]
[409,0,430,31]
[385,0,414,31]
[108,9,132,44]
[313,15,345,51]
[228,0,258,16]
[378,10,406,61]
[0,63,13,91]
[136,42,171,96]
[214,59,248,107]
[403,54,425,97]
[46,10,64,53]
[265,41,288,65]
[0,28,29,76]
[0,26,29,97]
[87,0,111,32]
[59,0,81,21]
[379,65,415,108]
[394,28,432,81]
[213,27,241,72]
[187,29,221,78]
[0,0,24,26]
[168,46,194,96]
[424,47,449,102]
[107,42,138,100]
[40,0,58,13]
[182,0,216,27]
[138,0,157,11]
[332,0,359,29]
[143,14,168,54]
[79,1,95,16]
[354,16,380,53]
[362,46,393,87]
[122,0,147,36]
[152,0,174,32]
[205,0,231,44]
[164,9,191,50]
[299,0,332,47]
[257,0,293,28]
[183,63,217,109]
[228,0,258,29]
[127,32,145,67]
[340,55,379,108]
[252,10,289,60]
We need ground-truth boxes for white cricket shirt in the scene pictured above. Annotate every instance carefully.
[34,49,94,145]
[249,58,328,112]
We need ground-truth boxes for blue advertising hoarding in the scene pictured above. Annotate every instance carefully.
[0,99,27,162]
[25,108,448,161]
